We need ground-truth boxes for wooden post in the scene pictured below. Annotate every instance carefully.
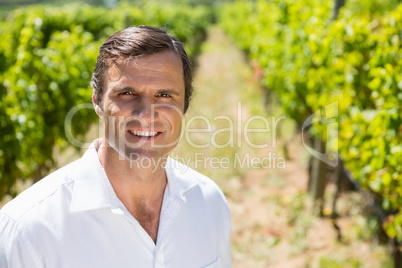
[309,138,328,216]
[333,0,346,20]
[391,238,402,268]
[125,11,131,28]
[331,159,343,240]
[331,159,343,217]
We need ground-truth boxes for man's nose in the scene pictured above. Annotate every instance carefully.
[133,97,158,123]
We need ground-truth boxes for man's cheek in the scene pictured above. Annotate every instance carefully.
[105,102,120,115]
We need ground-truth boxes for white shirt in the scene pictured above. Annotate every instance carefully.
[0,140,231,268]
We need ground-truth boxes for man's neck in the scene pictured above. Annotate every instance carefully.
[97,139,168,243]
[97,139,167,192]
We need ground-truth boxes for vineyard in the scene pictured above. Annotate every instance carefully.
[0,0,401,267]
[219,0,402,251]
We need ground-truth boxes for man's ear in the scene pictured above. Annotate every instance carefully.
[92,94,103,118]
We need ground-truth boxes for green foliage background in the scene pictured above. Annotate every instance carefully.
[0,3,211,197]
[219,0,402,243]
[1,0,401,248]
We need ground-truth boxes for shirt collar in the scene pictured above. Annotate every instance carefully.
[164,157,199,202]
[70,139,120,213]
[70,140,199,212]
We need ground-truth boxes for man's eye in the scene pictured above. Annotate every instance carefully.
[120,91,132,95]
[157,93,171,98]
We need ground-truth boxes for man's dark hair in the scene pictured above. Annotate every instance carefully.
[91,25,193,113]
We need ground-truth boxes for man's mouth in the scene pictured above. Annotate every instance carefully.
[128,130,159,137]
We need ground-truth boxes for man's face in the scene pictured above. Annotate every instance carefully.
[100,50,185,162]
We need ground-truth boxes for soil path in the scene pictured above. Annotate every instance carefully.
[174,25,314,268]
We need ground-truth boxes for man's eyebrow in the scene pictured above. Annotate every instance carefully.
[156,89,181,96]
[111,86,181,96]
[111,85,135,92]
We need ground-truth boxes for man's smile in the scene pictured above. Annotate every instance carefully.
[128,130,159,137]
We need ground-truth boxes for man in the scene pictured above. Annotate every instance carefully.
[0,26,231,268]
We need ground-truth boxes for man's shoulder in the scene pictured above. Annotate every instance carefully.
[166,157,227,202]
[166,158,231,227]
[0,159,81,221]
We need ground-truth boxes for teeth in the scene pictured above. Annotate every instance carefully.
[129,130,158,137]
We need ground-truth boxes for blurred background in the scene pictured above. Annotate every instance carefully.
[0,0,401,267]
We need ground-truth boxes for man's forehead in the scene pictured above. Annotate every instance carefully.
[106,52,183,82]
[111,50,180,66]
[106,63,123,83]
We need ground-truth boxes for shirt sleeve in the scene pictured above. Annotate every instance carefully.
[220,201,232,268]
[0,213,42,268]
